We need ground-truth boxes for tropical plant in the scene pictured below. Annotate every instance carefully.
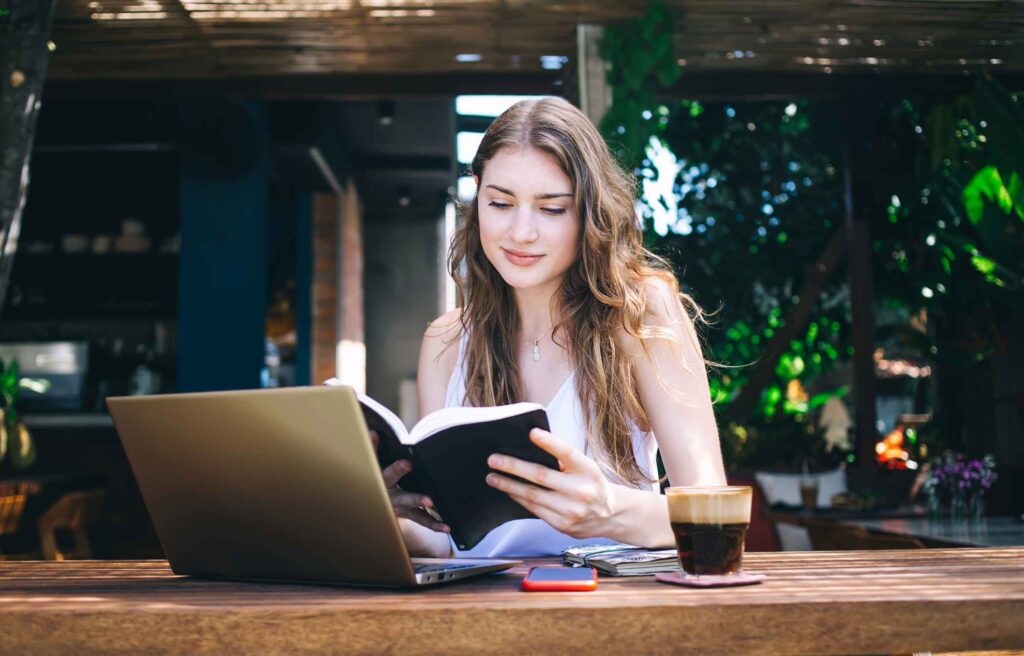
[598,4,1023,470]
[872,78,1024,457]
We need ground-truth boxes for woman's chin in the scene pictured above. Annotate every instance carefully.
[495,268,553,291]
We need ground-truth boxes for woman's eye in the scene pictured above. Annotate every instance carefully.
[489,200,569,215]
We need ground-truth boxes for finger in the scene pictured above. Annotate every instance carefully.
[382,459,412,488]
[487,453,566,492]
[390,490,434,511]
[486,472,566,512]
[368,430,379,450]
[529,428,587,471]
[398,508,450,534]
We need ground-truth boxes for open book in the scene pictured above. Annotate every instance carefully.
[325,378,558,551]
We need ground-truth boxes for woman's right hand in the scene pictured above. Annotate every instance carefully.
[369,430,450,535]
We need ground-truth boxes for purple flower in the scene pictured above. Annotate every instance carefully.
[926,451,997,496]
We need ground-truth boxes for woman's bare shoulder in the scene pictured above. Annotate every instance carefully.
[423,308,463,342]
[418,309,463,416]
[420,308,463,371]
[641,275,686,324]
[614,275,692,354]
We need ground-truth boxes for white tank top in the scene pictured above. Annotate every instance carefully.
[445,331,660,557]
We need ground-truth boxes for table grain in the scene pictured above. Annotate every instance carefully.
[1,549,1023,655]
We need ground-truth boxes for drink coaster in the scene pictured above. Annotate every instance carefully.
[655,571,766,588]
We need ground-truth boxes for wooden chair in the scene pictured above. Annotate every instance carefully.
[807,519,925,550]
[0,494,27,560]
[37,489,105,561]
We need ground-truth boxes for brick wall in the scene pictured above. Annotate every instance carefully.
[311,192,339,386]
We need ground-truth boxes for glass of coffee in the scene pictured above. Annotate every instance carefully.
[799,478,819,510]
[667,486,752,577]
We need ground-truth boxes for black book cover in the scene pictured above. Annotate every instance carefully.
[360,406,558,550]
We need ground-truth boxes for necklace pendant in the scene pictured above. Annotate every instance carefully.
[532,342,541,362]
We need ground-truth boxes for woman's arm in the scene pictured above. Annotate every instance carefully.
[624,277,727,489]
[602,277,727,547]
[486,429,679,548]
[485,277,726,549]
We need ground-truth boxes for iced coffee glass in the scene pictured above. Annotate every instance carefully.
[666,486,752,576]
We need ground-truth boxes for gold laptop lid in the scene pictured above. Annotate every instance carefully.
[107,386,416,586]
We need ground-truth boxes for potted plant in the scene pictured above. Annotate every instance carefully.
[0,356,39,471]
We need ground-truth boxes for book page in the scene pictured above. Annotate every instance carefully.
[408,402,546,444]
[323,377,410,442]
[356,392,411,443]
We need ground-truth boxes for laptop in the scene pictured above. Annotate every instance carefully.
[106,386,519,587]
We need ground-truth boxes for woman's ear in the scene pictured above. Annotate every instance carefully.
[473,174,479,188]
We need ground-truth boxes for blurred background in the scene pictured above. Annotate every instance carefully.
[0,0,1021,558]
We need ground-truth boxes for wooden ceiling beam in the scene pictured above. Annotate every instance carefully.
[43,70,563,98]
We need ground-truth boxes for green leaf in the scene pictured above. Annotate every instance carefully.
[808,389,842,410]
[1008,172,1024,221]
[962,166,1008,224]
[783,399,809,415]
[762,385,782,407]
[1,370,18,398]
[776,353,805,379]
[985,273,1008,287]
[971,255,997,275]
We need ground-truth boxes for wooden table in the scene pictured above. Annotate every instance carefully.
[1,550,1023,655]
[762,504,926,528]
[844,516,1024,548]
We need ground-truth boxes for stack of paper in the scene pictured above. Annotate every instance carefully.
[562,544,680,576]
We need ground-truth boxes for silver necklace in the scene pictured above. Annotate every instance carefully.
[526,327,551,362]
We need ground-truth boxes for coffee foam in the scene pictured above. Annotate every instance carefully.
[667,487,752,525]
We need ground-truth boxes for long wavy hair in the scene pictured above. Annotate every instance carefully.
[448,97,704,486]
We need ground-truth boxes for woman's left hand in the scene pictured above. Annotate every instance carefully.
[486,428,619,539]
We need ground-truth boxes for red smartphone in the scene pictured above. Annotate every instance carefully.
[521,567,598,592]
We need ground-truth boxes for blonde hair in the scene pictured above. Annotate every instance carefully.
[448,97,704,486]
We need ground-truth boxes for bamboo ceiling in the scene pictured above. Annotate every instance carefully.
[40,0,1024,79]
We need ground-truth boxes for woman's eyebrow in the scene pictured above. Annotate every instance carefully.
[485,184,573,200]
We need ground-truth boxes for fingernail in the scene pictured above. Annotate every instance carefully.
[441,525,450,533]
[488,454,501,467]
[421,497,432,507]
[486,474,497,486]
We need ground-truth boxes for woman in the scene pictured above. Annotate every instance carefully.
[382,97,726,558]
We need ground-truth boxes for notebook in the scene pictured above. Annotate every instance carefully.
[563,543,680,576]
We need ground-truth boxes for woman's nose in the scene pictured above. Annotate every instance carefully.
[508,207,538,243]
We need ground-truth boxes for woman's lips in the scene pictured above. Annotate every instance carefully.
[502,248,544,267]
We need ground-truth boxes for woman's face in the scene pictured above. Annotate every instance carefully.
[476,146,581,294]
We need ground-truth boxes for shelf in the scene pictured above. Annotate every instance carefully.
[34,144,177,154]
[22,413,114,429]
[4,253,179,320]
